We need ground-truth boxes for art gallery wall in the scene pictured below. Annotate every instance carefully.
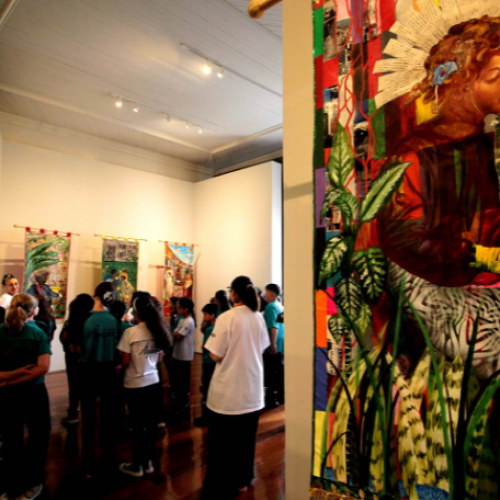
[0,117,283,371]
[193,161,283,352]
[0,131,197,371]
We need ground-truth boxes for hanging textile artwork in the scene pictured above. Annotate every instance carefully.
[163,242,194,320]
[102,239,138,306]
[24,230,71,319]
[312,0,500,499]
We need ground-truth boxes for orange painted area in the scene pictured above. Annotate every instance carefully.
[316,290,328,348]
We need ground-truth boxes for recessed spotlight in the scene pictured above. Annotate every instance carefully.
[198,127,203,134]
[217,67,225,78]
[133,104,139,112]
[203,59,212,75]
[185,123,190,129]
[115,97,123,108]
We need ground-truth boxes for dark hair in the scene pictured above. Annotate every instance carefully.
[265,283,282,296]
[33,270,49,285]
[170,296,180,306]
[130,290,151,305]
[2,274,15,286]
[64,294,94,346]
[231,276,259,312]
[151,296,162,311]
[134,296,173,352]
[110,269,117,275]
[179,297,196,324]
[215,290,231,313]
[202,303,218,317]
[94,282,117,307]
[259,293,268,313]
[34,295,54,322]
[109,300,127,321]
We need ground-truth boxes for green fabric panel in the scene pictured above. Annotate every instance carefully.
[313,7,324,57]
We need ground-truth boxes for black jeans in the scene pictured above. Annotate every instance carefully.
[65,351,81,416]
[126,384,161,465]
[170,358,191,408]
[264,352,284,404]
[200,363,216,417]
[202,409,260,499]
[80,363,121,472]
[0,384,51,497]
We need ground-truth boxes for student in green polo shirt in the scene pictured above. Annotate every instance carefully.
[263,284,285,409]
[79,282,129,478]
[194,303,218,427]
[0,293,52,500]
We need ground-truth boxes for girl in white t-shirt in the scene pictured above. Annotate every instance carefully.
[202,276,270,500]
[0,274,20,310]
[117,296,172,478]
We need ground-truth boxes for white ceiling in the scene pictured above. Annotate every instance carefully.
[0,0,283,169]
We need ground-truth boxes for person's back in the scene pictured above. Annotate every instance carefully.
[80,310,125,364]
[206,305,269,415]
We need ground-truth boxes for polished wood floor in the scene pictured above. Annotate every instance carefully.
[6,354,285,500]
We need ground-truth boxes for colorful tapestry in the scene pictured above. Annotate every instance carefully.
[312,1,500,499]
[163,242,194,320]
[102,238,138,306]
[24,231,71,319]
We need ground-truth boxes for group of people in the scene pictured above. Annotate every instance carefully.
[0,272,285,500]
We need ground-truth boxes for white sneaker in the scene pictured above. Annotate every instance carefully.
[119,462,144,478]
[144,460,154,474]
[20,485,43,500]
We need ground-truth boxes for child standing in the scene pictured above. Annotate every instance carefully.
[263,284,285,408]
[79,282,127,478]
[170,297,195,419]
[117,296,172,477]
[194,303,218,427]
[0,294,51,500]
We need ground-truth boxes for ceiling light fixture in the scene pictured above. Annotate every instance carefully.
[133,104,139,112]
[185,122,190,129]
[115,97,123,108]
[198,126,203,134]
[203,59,212,75]
[217,67,225,79]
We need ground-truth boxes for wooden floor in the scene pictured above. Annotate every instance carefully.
[7,354,285,500]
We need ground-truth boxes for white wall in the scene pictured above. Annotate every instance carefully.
[283,0,315,498]
[193,161,283,351]
[0,138,196,371]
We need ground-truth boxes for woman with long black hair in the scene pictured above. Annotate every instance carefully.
[202,276,270,500]
[59,294,94,425]
[117,295,172,477]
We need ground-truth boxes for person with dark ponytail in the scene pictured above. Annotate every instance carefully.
[79,282,127,478]
[202,276,270,500]
[170,297,196,419]
[0,294,51,500]
[117,296,172,477]
[214,290,231,316]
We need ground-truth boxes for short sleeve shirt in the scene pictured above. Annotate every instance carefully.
[202,324,216,364]
[79,311,128,364]
[263,301,285,353]
[0,322,52,384]
[117,322,162,388]
[173,316,195,361]
[205,305,270,415]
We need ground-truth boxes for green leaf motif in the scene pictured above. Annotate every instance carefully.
[335,192,358,228]
[318,237,348,285]
[352,247,387,303]
[328,123,354,189]
[355,302,372,334]
[335,277,363,321]
[328,314,348,344]
[359,162,411,223]
[320,188,343,221]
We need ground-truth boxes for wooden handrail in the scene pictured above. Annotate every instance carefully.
[248,0,282,19]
